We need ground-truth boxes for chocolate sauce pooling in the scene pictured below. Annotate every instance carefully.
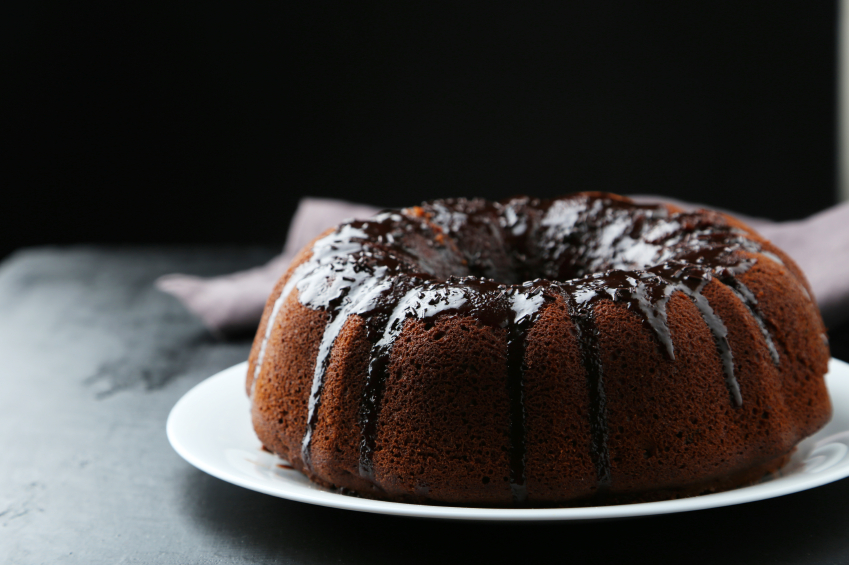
[253,193,780,503]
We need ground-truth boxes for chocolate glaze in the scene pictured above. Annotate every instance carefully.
[253,193,780,502]
[721,276,781,366]
[505,284,554,501]
[356,276,555,500]
[561,281,612,492]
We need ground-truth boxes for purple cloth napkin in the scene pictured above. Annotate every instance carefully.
[156,198,380,337]
[156,196,849,336]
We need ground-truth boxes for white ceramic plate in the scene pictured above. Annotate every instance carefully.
[167,358,849,521]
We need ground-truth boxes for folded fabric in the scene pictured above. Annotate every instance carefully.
[156,198,380,337]
[156,196,849,337]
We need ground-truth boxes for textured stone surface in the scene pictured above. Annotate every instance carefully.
[1,246,849,564]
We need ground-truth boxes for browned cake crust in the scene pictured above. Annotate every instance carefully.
[246,193,831,507]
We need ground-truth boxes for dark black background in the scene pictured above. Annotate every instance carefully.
[4,2,838,261]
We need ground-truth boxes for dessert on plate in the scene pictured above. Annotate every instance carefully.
[246,193,831,506]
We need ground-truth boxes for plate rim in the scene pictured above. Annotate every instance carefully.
[167,358,849,521]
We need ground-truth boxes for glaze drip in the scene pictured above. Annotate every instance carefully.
[561,284,612,492]
[252,193,773,498]
[678,281,743,407]
[647,256,752,407]
[721,277,780,366]
[356,276,554,494]
[506,285,551,502]
[290,215,438,472]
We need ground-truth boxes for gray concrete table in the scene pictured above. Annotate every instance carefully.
[3,247,849,564]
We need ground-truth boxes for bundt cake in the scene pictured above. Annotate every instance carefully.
[246,193,831,506]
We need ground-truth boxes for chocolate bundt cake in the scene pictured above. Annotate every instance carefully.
[246,193,831,506]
